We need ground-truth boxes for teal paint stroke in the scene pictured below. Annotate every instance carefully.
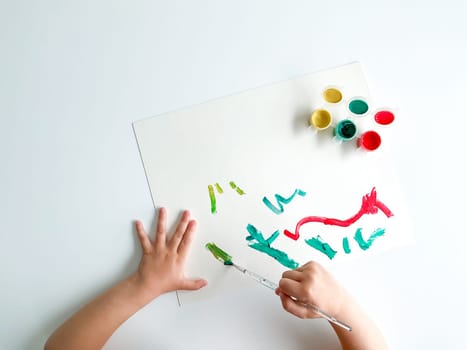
[246,224,299,269]
[246,224,279,246]
[342,237,351,254]
[305,235,337,260]
[249,243,299,269]
[354,228,386,250]
[262,189,307,215]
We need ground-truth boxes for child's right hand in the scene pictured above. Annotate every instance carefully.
[276,261,345,319]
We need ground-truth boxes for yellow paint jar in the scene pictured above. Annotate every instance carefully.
[309,109,332,130]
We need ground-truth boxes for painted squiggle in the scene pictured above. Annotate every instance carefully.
[208,185,217,214]
[230,181,246,195]
[304,235,337,260]
[284,187,393,240]
[354,227,385,250]
[215,183,224,194]
[262,189,306,214]
[342,237,351,254]
[207,181,244,214]
[246,224,299,269]
[246,224,280,246]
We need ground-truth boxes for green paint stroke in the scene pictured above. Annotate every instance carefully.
[229,181,246,195]
[305,235,337,260]
[208,185,217,214]
[342,237,351,254]
[215,183,224,194]
[246,224,299,269]
[354,228,386,250]
[205,242,233,265]
[262,189,307,215]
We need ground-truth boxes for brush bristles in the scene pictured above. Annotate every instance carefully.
[205,242,233,265]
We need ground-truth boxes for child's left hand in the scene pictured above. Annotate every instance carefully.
[133,207,208,300]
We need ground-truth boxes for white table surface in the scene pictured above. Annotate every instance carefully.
[1,1,466,349]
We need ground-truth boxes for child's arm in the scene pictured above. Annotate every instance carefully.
[44,208,207,350]
[276,261,388,350]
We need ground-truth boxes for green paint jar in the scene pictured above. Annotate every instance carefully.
[334,119,358,141]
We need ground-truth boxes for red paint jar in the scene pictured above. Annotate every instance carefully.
[358,130,381,151]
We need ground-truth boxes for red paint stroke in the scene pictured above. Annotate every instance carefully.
[284,187,394,240]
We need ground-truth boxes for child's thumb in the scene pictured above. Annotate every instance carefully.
[180,278,208,291]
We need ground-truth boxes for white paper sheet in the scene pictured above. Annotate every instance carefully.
[133,62,413,305]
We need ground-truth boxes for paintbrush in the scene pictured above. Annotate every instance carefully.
[205,242,352,332]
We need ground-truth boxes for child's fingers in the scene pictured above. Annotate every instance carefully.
[278,278,303,300]
[168,210,191,250]
[177,220,197,259]
[135,221,152,254]
[282,270,303,282]
[154,207,167,248]
[279,293,308,319]
[295,261,315,271]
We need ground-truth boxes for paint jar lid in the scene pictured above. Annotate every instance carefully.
[348,97,370,117]
[373,108,395,126]
[322,86,344,104]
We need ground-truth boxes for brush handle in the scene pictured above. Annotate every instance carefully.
[233,263,352,331]
[303,304,352,332]
[233,264,278,290]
